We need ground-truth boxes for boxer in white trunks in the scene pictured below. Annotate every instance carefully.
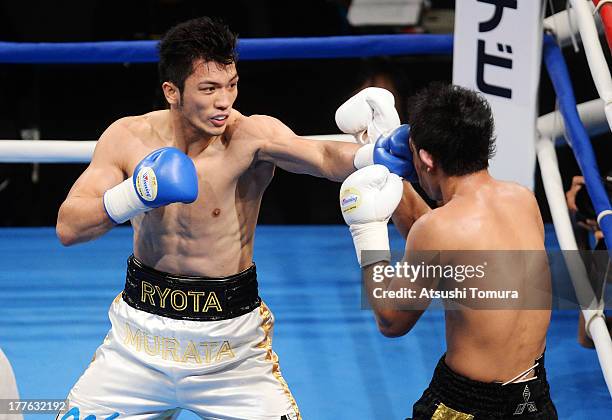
[55,16,412,420]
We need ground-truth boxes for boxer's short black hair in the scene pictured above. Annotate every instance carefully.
[158,17,237,94]
[407,83,496,176]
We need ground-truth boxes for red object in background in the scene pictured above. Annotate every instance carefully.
[593,0,612,53]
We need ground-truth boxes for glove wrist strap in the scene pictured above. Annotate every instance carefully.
[354,144,375,169]
[349,221,391,267]
[103,177,149,224]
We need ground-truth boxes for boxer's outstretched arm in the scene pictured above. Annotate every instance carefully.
[56,122,127,246]
[261,136,359,181]
[252,115,360,182]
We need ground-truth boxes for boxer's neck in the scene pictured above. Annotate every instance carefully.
[439,170,492,204]
[170,110,221,156]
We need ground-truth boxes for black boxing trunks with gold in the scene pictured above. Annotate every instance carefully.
[408,353,557,420]
[59,255,301,420]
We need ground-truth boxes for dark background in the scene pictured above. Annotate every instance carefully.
[0,0,610,226]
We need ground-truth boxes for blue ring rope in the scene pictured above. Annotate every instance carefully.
[0,34,453,64]
[543,34,612,255]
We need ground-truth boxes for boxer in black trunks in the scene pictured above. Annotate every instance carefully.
[340,83,558,419]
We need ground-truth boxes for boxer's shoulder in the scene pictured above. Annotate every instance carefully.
[489,180,541,221]
[94,112,172,174]
[100,111,167,148]
[409,202,494,251]
[407,209,449,250]
[229,113,291,140]
[225,113,293,166]
[492,179,535,201]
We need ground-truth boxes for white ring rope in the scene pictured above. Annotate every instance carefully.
[537,98,607,141]
[0,134,357,163]
[0,97,607,164]
[569,0,612,132]
[0,140,95,163]
[536,135,612,397]
[543,2,603,47]
[540,3,612,391]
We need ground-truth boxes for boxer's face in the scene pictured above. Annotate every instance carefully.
[166,59,238,137]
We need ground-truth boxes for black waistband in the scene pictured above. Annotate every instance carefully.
[122,255,261,321]
[428,353,552,415]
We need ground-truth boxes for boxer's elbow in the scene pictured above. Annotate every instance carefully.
[375,310,418,337]
[56,205,79,246]
[378,322,412,338]
[56,222,77,246]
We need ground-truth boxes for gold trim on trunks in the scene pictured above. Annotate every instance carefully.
[257,301,302,420]
[431,402,474,420]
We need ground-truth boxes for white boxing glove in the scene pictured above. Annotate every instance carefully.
[340,165,403,266]
[335,87,401,145]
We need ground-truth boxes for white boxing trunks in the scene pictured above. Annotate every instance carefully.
[58,256,300,420]
[0,347,23,420]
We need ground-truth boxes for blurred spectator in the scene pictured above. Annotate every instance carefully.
[566,176,605,248]
[355,58,413,126]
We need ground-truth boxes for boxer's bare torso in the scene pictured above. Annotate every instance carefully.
[379,173,550,383]
[120,109,277,276]
[57,108,357,277]
[57,59,358,277]
[425,174,550,383]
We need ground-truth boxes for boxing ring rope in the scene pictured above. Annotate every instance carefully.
[0,34,453,63]
[0,135,356,163]
[538,98,608,142]
[544,2,604,48]
[542,35,612,255]
[538,33,612,396]
[0,19,611,395]
[568,0,612,132]
[541,9,612,392]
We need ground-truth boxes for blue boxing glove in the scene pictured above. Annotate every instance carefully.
[103,147,198,224]
[353,124,417,183]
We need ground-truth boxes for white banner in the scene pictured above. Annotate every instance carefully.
[453,0,544,189]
